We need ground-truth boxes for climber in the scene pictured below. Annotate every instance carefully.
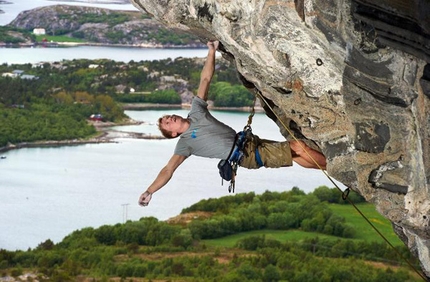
[138,40,327,206]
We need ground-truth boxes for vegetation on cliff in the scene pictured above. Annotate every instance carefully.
[0,26,35,44]
[0,188,421,281]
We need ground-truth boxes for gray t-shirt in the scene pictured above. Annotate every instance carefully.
[174,97,236,159]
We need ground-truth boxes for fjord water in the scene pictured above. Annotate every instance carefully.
[0,109,343,251]
[0,0,344,252]
[0,46,210,64]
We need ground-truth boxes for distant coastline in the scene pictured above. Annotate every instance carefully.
[0,0,12,15]
[122,103,264,112]
[0,104,263,154]
[0,118,163,154]
[0,42,206,49]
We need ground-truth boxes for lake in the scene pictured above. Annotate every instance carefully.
[0,0,345,252]
[0,109,343,251]
[0,46,210,64]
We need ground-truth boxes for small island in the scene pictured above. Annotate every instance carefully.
[1,4,204,48]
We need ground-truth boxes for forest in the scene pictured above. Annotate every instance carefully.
[0,187,421,281]
[0,56,254,147]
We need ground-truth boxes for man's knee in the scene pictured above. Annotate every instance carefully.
[289,140,306,155]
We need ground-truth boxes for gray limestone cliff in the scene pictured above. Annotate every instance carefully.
[130,0,430,278]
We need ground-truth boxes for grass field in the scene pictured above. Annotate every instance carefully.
[203,229,341,248]
[35,35,86,43]
[203,203,404,248]
[329,203,403,245]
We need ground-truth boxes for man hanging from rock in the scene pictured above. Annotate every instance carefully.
[138,41,327,206]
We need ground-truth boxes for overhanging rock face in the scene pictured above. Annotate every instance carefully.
[131,0,430,277]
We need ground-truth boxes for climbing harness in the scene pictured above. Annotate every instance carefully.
[218,96,258,193]
[218,126,251,193]
[252,90,427,281]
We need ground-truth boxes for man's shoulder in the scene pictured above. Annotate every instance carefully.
[190,96,208,112]
[192,96,207,105]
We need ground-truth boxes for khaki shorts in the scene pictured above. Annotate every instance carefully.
[239,135,293,169]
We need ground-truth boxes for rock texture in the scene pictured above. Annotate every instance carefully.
[130,0,430,278]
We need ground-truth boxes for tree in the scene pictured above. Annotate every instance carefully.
[263,264,280,282]
[267,212,295,230]
[94,225,117,245]
[36,239,55,250]
[209,82,254,107]
[236,261,260,281]
[171,229,193,249]
[313,185,338,203]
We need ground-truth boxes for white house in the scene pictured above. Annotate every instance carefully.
[20,74,38,80]
[33,28,46,35]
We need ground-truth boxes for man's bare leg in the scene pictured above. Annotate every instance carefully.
[290,140,327,170]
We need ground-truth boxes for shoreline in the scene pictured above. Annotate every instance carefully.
[122,103,264,113]
[0,118,164,154]
[0,105,264,154]
[0,42,207,49]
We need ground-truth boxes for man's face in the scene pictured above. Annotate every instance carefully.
[159,114,183,137]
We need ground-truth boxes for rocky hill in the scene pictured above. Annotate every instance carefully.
[131,0,430,279]
[6,4,202,47]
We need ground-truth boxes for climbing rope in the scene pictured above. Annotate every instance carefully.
[253,90,427,281]
[246,94,257,129]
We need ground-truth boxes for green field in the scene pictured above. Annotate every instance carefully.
[329,203,403,245]
[203,203,404,247]
[203,229,340,248]
[35,34,86,43]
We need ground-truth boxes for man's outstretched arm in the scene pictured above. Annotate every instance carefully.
[139,154,187,206]
[197,41,219,101]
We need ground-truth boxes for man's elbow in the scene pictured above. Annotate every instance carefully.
[161,166,174,177]
[200,76,212,86]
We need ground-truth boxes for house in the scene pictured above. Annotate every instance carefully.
[20,74,39,80]
[1,73,14,78]
[33,28,46,35]
[32,62,45,68]
[3,70,39,80]
[12,70,24,76]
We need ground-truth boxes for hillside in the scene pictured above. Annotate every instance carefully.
[0,189,422,281]
[4,4,202,46]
